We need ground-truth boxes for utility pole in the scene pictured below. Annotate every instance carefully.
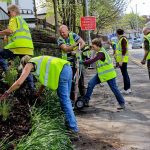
[53,0,59,37]
[135,4,138,36]
[85,0,91,44]
[33,0,38,26]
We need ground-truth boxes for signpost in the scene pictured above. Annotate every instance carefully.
[80,16,96,31]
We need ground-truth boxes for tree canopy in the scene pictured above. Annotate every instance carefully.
[89,0,127,34]
[118,13,146,30]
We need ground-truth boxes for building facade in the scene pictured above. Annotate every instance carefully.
[0,0,35,19]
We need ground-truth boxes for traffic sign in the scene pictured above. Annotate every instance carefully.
[80,16,96,30]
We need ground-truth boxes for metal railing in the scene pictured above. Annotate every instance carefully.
[20,9,33,15]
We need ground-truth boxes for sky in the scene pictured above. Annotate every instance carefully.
[126,0,150,16]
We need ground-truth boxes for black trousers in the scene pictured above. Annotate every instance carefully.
[119,63,131,90]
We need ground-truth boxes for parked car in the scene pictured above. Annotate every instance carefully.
[132,38,142,49]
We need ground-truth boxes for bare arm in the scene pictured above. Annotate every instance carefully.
[0,29,13,36]
[60,43,78,52]
[7,63,34,94]
[141,50,149,64]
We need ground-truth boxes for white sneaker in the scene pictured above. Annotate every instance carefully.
[121,89,132,94]
[127,89,132,93]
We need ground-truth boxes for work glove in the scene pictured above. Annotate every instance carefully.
[0,91,9,101]
[35,85,45,98]
[35,91,40,98]
[79,60,83,64]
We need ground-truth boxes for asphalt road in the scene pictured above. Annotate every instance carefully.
[129,45,144,63]
[74,52,150,150]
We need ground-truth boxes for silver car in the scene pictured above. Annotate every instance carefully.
[132,38,142,49]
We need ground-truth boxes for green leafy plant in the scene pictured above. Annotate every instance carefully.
[0,100,11,121]
[16,89,73,150]
[4,67,18,86]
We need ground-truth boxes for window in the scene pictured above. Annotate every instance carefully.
[15,0,19,5]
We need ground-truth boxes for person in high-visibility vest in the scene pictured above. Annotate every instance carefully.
[0,4,34,89]
[57,25,85,101]
[141,27,150,79]
[80,38,125,110]
[116,29,131,94]
[0,55,79,136]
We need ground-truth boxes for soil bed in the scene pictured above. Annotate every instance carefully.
[0,82,33,149]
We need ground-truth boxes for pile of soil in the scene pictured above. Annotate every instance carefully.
[0,98,31,144]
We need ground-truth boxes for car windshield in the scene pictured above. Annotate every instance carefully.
[133,39,141,43]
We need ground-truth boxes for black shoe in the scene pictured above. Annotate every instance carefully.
[78,96,89,107]
[84,100,89,107]
[117,105,125,110]
[66,129,79,141]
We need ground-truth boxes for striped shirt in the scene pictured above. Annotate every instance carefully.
[57,32,80,62]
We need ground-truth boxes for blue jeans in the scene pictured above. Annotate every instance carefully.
[84,74,125,106]
[57,64,79,132]
[0,49,34,89]
[0,49,14,71]
[120,63,131,90]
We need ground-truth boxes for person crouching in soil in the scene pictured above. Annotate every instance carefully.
[0,55,79,137]
[81,38,125,110]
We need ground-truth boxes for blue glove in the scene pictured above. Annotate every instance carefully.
[79,60,83,64]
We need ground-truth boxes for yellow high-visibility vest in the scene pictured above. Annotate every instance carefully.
[144,33,150,60]
[5,16,33,51]
[96,47,117,82]
[59,32,77,60]
[116,36,129,63]
[29,56,70,90]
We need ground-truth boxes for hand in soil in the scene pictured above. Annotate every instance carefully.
[0,91,9,101]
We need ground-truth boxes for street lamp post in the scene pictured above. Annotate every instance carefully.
[85,0,91,44]
[135,4,138,36]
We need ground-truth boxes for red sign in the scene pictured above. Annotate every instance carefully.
[80,16,96,30]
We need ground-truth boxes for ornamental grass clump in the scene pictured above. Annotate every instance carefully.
[4,67,18,86]
[0,100,11,121]
[16,89,74,150]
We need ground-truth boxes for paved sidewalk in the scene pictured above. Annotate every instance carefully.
[73,59,150,150]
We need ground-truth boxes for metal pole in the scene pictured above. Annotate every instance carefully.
[85,0,91,44]
[136,4,138,36]
[33,0,37,19]
[33,0,38,28]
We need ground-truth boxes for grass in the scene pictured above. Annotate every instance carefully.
[4,59,18,86]
[0,100,12,121]
[4,68,18,86]
[15,89,74,150]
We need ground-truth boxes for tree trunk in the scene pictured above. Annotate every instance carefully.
[53,0,59,37]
